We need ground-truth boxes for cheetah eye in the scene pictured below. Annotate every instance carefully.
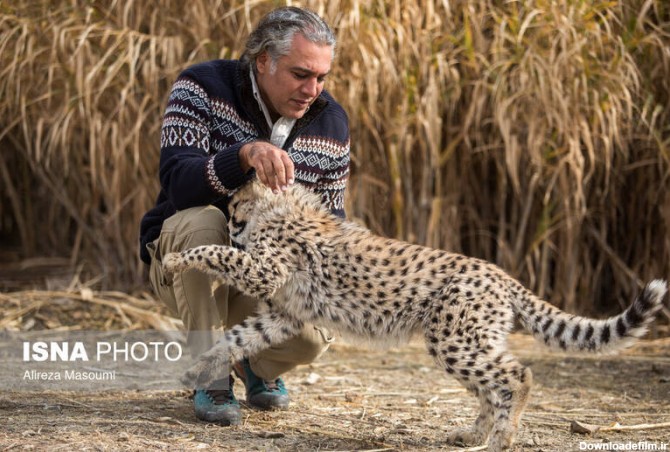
[230,213,248,233]
[228,200,240,215]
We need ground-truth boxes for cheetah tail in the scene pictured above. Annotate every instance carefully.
[514,279,667,354]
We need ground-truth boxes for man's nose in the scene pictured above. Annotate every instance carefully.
[302,77,319,97]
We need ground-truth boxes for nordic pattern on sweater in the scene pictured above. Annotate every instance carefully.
[139,59,351,264]
[162,75,349,205]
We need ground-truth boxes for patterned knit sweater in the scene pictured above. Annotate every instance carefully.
[139,59,350,264]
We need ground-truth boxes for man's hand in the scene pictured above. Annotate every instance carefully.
[240,141,295,193]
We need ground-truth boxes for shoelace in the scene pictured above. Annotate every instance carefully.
[205,388,235,405]
[204,376,235,404]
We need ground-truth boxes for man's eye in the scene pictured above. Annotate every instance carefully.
[293,72,327,84]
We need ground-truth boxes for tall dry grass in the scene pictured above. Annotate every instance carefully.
[1,0,668,315]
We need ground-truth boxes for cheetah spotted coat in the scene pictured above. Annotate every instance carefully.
[163,180,666,451]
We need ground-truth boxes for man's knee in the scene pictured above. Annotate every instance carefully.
[164,206,230,251]
[250,326,333,380]
[291,326,334,364]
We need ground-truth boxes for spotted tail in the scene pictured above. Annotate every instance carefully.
[513,280,667,353]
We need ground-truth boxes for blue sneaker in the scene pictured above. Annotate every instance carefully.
[193,376,241,425]
[234,359,290,410]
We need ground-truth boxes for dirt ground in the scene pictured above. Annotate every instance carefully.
[0,279,668,451]
[1,333,669,452]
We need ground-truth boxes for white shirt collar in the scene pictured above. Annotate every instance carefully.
[249,67,296,149]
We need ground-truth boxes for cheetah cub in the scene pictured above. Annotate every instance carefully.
[163,180,666,452]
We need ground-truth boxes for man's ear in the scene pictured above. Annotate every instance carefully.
[256,51,270,75]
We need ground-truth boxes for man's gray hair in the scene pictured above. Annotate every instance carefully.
[243,7,336,68]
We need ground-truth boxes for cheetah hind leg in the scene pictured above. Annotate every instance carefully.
[425,344,494,447]
[447,355,533,452]
[440,350,533,451]
[486,363,533,451]
[445,387,495,447]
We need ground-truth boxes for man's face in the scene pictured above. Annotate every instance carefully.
[255,33,332,120]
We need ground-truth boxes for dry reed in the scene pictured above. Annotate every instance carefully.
[1,0,668,316]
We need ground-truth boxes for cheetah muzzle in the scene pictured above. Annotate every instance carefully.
[163,179,667,452]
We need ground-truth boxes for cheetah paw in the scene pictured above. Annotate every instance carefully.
[162,252,185,274]
[446,428,487,448]
[180,343,232,389]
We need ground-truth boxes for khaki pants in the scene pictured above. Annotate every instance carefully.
[146,205,332,381]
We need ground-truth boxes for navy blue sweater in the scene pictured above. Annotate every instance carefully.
[139,59,350,264]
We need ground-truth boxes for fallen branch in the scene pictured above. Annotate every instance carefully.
[571,420,670,435]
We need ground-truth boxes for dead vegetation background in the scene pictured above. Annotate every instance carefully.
[0,0,669,321]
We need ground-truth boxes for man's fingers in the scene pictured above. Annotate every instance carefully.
[254,162,268,186]
[259,160,278,191]
[244,141,294,192]
[272,155,290,191]
[264,151,292,191]
[269,158,286,192]
[280,153,295,187]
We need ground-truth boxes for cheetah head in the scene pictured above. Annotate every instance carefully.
[227,179,269,246]
[227,178,330,247]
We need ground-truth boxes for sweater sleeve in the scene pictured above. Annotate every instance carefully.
[314,99,351,218]
[158,76,250,210]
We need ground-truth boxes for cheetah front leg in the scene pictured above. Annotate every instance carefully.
[181,311,304,389]
[163,244,289,299]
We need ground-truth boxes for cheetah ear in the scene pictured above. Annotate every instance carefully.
[250,177,270,199]
[241,173,271,200]
[243,173,261,192]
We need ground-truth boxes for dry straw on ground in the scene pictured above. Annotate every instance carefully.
[1,1,669,316]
